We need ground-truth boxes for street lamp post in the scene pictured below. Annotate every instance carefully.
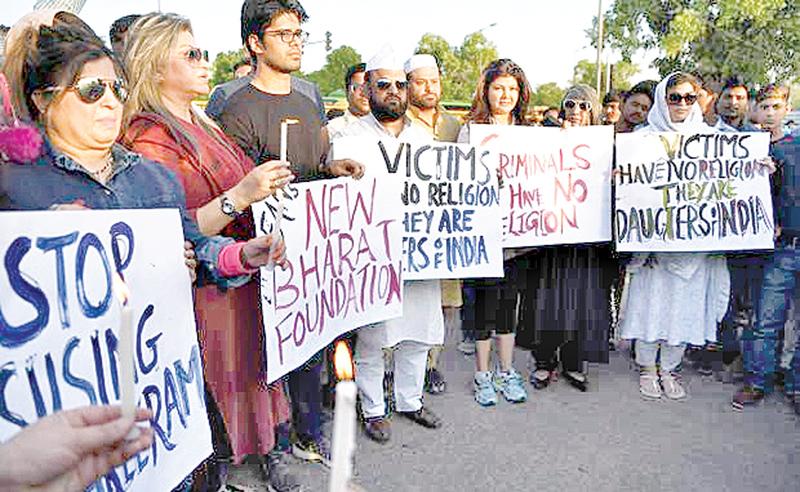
[595,0,604,96]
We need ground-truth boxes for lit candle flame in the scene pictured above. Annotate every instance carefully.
[283,117,300,125]
[112,272,130,306]
[333,341,354,381]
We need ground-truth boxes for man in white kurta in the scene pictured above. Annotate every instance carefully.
[330,46,444,443]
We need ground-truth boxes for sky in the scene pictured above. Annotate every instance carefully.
[0,0,659,88]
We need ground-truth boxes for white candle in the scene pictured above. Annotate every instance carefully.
[113,274,140,439]
[279,118,299,163]
[329,342,357,492]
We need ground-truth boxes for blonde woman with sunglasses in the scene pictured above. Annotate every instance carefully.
[119,13,301,492]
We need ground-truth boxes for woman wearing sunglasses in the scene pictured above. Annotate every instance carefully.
[118,13,300,491]
[457,58,531,407]
[618,72,729,401]
[0,21,289,486]
[520,85,612,393]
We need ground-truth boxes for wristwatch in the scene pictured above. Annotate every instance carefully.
[220,194,242,218]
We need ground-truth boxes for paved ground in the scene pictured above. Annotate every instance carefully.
[231,312,800,492]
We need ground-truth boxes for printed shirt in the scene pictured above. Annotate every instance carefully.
[0,137,243,288]
[406,105,462,143]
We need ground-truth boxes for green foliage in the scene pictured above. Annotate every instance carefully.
[531,82,565,108]
[571,59,638,94]
[415,32,499,102]
[305,46,362,96]
[600,0,800,84]
[210,49,248,88]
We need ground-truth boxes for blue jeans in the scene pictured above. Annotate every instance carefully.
[743,244,800,394]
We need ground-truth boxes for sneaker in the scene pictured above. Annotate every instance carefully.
[473,371,498,406]
[264,451,303,492]
[732,385,765,411]
[291,436,331,468]
[458,340,476,355]
[494,369,528,403]
[660,371,687,400]
[639,368,661,400]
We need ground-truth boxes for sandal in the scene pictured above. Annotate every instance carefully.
[563,371,588,392]
[530,369,552,389]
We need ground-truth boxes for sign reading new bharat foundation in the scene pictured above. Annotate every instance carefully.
[615,131,774,252]
[253,175,404,383]
[468,124,614,248]
[332,136,504,280]
[0,209,212,492]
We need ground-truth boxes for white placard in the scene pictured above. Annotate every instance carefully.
[468,124,614,248]
[332,136,504,280]
[0,209,211,492]
[614,131,775,252]
[254,175,405,383]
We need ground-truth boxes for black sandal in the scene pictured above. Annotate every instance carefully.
[563,371,588,392]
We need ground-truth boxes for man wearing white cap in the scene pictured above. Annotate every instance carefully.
[405,53,462,142]
[403,53,464,395]
[332,45,444,443]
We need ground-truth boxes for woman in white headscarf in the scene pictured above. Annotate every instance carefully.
[618,72,730,401]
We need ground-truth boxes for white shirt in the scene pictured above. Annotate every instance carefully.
[332,112,443,348]
[325,109,363,139]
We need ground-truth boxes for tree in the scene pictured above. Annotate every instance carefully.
[305,46,362,96]
[531,82,565,108]
[571,59,638,95]
[598,0,800,84]
[415,32,499,102]
[210,49,248,88]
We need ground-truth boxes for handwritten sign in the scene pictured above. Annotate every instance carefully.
[0,209,211,492]
[253,176,404,383]
[615,132,774,252]
[468,124,614,248]
[332,136,504,280]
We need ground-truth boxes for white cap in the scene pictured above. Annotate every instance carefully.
[404,54,438,74]
[366,44,404,72]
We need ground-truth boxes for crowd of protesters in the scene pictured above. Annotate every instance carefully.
[0,1,799,491]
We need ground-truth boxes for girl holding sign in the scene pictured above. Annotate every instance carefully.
[458,59,531,407]
[618,72,730,401]
[519,85,613,393]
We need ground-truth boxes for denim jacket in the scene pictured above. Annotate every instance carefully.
[0,137,248,289]
[771,133,800,237]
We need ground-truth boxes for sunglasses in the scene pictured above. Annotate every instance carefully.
[564,99,592,111]
[44,77,128,104]
[185,47,208,63]
[667,93,698,105]
[375,79,408,91]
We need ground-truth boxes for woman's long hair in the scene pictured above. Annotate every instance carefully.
[466,58,532,125]
[123,13,236,160]
[561,84,601,126]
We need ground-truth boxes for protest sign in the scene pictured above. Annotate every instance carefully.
[253,175,404,383]
[468,124,614,248]
[615,131,774,252]
[332,136,504,280]
[0,209,211,492]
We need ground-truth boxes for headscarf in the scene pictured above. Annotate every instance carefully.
[645,72,709,132]
[562,84,601,126]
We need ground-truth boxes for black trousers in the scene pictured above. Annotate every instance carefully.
[531,331,580,373]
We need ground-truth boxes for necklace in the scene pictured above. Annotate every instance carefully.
[89,154,114,178]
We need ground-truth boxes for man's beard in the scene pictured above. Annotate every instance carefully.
[371,98,408,122]
[410,93,438,110]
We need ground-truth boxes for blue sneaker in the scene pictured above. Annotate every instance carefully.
[494,369,528,403]
[473,371,498,406]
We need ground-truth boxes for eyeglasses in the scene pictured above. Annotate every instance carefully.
[185,47,208,63]
[667,93,698,105]
[564,99,592,111]
[43,77,128,104]
[263,29,309,45]
[375,79,408,91]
